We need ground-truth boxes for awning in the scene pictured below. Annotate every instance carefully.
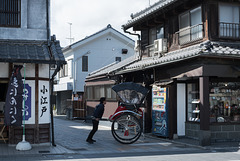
[151,80,173,86]
[0,39,66,65]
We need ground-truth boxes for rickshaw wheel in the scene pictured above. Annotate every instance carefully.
[111,113,142,144]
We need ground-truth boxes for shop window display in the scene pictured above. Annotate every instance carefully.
[187,83,200,122]
[210,82,240,123]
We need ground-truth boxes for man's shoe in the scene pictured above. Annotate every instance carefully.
[86,139,94,144]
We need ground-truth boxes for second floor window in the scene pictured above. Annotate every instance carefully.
[157,25,164,39]
[149,25,164,44]
[179,6,203,44]
[219,4,239,39]
[82,56,88,72]
[115,57,121,62]
[0,0,21,27]
[59,63,68,78]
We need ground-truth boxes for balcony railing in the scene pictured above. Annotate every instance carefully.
[176,24,204,45]
[219,22,240,39]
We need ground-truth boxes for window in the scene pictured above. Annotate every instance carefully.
[209,82,240,123]
[59,63,68,77]
[157,25,164,39]
[149,26,165,44]
[86,86,93,99]
[94,86,105,99]
[67,59,73,78]
[82,56,88,72]
[179,6,203,44]
[219,4,240,38]
[187,83,200,122]
[86,85,116,100]
[149,27,156,45]
[0,0,21,27]
[106,85,116,99]
[115,57,121,62]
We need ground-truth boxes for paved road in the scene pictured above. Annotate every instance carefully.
[53,116,202,155]
[1,116,240,161]
[1,150,240,161]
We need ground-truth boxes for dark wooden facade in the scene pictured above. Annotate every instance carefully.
[119,0,240,145]
[128,0,240,56]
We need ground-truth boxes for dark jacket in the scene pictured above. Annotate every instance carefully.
[92,103,105,119]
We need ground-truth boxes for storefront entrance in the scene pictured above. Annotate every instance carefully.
[0,82,9,144]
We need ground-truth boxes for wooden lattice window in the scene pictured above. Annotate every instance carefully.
[0,0,21,27]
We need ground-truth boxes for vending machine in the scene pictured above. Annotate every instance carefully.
[152,85,169,137]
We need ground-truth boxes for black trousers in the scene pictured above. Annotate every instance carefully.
[87,119,99,140]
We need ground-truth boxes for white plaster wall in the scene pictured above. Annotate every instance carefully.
[39,64,49,78]
[25,64,35,77]
[0,0,48,40]
[56,29,134,93]
[74,34,134,92]
[14,63,35,78]
[0,63,9,78]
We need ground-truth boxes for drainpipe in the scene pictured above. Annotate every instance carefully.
[122,26,142,60]
[46,0,50,42]
[47,0,56,147]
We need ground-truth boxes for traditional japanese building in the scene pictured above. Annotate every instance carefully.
[0,0,65,144]
[111,0,240,145]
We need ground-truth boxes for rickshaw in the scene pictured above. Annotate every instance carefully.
[108,82,149,144]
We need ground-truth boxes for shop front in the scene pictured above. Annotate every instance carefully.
[186,78,240,143]
[0,39,65,145]
[151,60,240,145]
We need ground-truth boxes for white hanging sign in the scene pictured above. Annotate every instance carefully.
[38,81,50,124]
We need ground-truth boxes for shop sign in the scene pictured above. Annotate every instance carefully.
[38,81,50,124]
[23,84,31,121]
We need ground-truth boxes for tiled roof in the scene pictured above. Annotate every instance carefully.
[117,41,240,74]
[63,24,134,51]
[0,40,66,64]
[87,55,137,79]
[123,0,177,29]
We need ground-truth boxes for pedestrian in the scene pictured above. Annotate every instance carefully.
[86,97,106,144]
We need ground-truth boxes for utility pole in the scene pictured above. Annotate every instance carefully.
[66,22,74,45]
[149,0,151,6]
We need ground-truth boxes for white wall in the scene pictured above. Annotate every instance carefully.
[56,29,135,93]
[177,83,186,136]
[0,0,48,40]
[0,63,9,78]
[75,33,134,92]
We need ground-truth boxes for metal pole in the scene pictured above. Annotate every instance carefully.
[50,78,56,146]
[16,63,32,151]
[67,22,74,45]
[23,63,26,141]
[142,108,145,139]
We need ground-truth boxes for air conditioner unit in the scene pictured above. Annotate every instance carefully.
[154,38,167,54]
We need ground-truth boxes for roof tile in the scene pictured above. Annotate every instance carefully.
[0,40,65,64]
[118,41,240,74]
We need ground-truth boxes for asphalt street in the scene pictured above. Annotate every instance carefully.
[0,116,240,161]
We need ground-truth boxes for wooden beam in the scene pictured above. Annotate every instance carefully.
[35,64,39,143]
[199,76,210,130]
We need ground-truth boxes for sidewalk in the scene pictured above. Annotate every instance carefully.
[0,115,239,157]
